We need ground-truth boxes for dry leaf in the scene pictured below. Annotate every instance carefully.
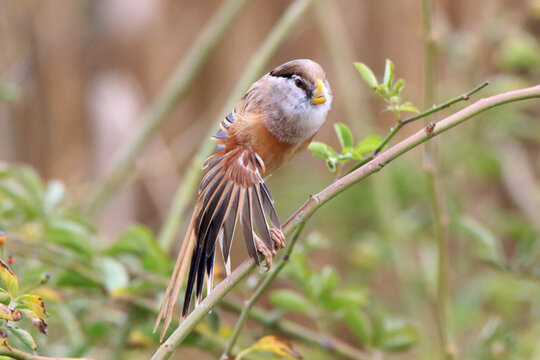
[237,335,302,360]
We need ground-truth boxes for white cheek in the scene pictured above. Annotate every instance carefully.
[296,99,331,139]
[263,77,332,143]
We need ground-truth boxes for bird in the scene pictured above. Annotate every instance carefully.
[154,59,332,339]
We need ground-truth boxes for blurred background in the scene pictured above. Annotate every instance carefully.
[1,0,540,359]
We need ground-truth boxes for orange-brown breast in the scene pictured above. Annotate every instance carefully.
[227,111,315,177]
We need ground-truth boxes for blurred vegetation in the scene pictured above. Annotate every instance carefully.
[1,0,540,359]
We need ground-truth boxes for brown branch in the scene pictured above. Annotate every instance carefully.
[150,85,540,360]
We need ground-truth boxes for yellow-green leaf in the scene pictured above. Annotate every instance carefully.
[383,59,395,87]
[19,308,48,335]
[334,123,354,149]
[354,62,378,88]
[0,303,21,321]
[0,260,18,295]
[15,303,48,319]
[237,335,303,360]
[270,290,311,313]
[16,295,48,318]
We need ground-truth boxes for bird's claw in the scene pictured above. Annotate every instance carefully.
[254,229,286,271]
[270,228,286,250]
[254,234,275,271]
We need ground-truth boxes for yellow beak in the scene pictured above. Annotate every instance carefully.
[311,78,327,105]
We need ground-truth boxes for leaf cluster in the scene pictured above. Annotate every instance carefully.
[309,124,382,172]
[269,236,420,353]
[354,59,418,118]
[0,257,48,352]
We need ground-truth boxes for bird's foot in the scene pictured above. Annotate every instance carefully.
[270,228,286,250]
[254,234,276,271]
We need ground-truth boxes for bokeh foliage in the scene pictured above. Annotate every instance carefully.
[1,1,540,359]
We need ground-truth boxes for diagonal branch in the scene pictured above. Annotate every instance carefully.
[150,85,540,360]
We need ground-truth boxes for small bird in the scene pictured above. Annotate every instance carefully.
[154,59,332,338]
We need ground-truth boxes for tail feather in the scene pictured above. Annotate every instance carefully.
[154,112,282,339]
[251,185,273,249]
[259,181,280,229]
[241,189,259,264]
[154,209,198,341]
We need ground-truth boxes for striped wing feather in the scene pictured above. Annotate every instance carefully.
[154,114,281,340]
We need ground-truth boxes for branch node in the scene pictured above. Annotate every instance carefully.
[425,121,436,137]
[309,194,321,204]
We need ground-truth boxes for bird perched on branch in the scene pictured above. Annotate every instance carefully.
[154,59,332,339]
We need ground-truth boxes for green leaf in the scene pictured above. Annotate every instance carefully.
[17,167,44,204]
[375,84,389,98]
[353,135,383,159]
[345,309,372,346]
[311,266,339,299]
[326,157,337,172]
[396,102,419,114]
[334,123,354,149]
[270,289,311,314]
[391,79,405,96]
[383,59,395,87]
[0,260,19,295]
[308,142,336,160]
[381,319,420,352]
[459,216,505,268]
[99,257,129,296]
[354,62,378,88]
[321,287,368,311]
[0,184,37,219]
[44,225,93,260]
[7,326,37,351]
[56,269,101,289]
[0,289,11,304]
[107,225,170,275]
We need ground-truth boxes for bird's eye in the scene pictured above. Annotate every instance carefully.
[294,78,307,91]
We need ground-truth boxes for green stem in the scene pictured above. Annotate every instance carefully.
[420,1,456,358]
[150,84,540,360]
[156,0,316,251]
[347,81,489,174]
[400,81,489,125]
[221,223,307,359]
[85,0,253,216]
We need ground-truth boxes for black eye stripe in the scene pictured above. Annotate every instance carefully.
[269,71,309,92]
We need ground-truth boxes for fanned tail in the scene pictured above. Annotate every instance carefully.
[154,113,282,339]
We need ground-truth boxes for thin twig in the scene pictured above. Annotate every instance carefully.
[85,0,253,216]
[221,223,307,359]
[149,85,540,360]
[400,81,489,125]
[156,0,316,251]
[348,81,489,174]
